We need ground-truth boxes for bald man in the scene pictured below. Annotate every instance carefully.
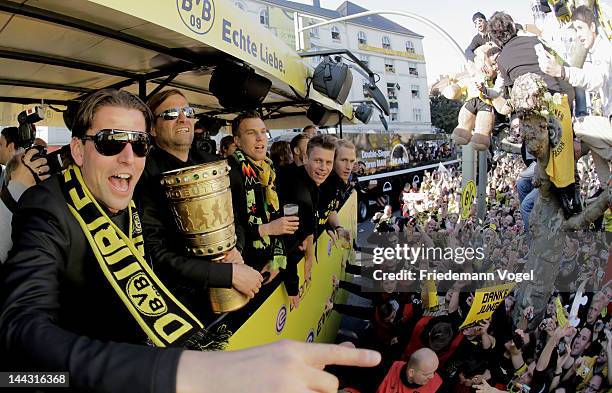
[377,348,442,393]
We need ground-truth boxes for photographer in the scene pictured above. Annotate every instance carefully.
[219,135,236,158]
[190,120,221,161]
[0,127,19,184]
[0,148,49,262]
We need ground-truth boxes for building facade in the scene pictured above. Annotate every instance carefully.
[233,0,432,133]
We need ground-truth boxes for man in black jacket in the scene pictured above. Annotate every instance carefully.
[0,89,381,393]
[136,90,262,317]
[227,111,299,306]
[278,135,336,291]
[319,138,355,243]
[464,12,490,62]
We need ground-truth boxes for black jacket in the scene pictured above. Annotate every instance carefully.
[497,35,574,98]
[0,176,181,393]
[277,165,319,255]
[136,147,235,293]
[227,151,281,272]
[464,33,489,61]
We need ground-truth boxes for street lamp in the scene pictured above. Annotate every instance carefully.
[294,9,484,221]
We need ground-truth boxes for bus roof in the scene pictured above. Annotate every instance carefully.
[0,0,353,128]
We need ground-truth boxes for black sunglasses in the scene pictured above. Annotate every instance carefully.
[81,129,151,157]
[156,106,196,120]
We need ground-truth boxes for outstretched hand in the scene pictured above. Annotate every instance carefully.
[177,340,381,393]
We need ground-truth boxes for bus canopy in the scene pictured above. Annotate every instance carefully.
[0,0,353,129]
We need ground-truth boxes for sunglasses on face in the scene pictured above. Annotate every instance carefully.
[156,106,196,120]
[81,129,151,157]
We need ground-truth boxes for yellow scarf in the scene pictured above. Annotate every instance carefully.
[249,157,279,213]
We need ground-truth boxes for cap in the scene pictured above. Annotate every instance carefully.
[472,12,486,22]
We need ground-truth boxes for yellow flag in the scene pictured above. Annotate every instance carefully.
[555,296,568,327]
[545,95,575,188]
[460,283,516,329]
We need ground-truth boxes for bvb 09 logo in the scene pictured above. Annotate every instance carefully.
[177,0,215,35]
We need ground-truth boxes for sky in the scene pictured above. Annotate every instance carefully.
[293,0,535,82]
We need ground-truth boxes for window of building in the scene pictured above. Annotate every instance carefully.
[359,54,369,68]
[310,45,321,64]
[363,83,372,98]
[390,102,399,122]
[406,40,415,53]
[259,9,269,26]
[411,84,420,98]
[408,62,418,76]
[413,108,422,122]
[309,24,320,38]
[387,83,397,100]
[384,58,395,73]
[357,31,367,45]
[382,36,392,49]
[331,26,341,41]
[235,1,245,10]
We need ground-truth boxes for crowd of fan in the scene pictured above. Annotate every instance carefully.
[332,144,611,393]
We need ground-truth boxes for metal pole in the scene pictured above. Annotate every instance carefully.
[295,9,467,66]
[138,79,147,101]
[461,144,475,188]
[294,8,471,183]
[477,150,487,224]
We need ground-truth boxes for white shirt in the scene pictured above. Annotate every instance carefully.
[0,180,28,263]
[567,35,612,117]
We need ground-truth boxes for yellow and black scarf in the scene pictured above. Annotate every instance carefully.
[233,149,286,270]
[59,164,228,350]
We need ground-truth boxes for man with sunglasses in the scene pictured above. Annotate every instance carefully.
[136,89,262,319]
[0,88,382,393]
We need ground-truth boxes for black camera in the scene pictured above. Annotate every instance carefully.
[512,332,524,350]
[194,133,217,155]
[192,116,224,156]
[24,144,67,177]
[557,340,567,356]
[16,106,45,149]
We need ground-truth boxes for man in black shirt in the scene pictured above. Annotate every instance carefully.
[464,12,490,62]
[487,11,574,99]
[0,88,382,393]
[278,135,336,288]
[136,89,262,316]
[319,138,355,243]
[227,110,299,306]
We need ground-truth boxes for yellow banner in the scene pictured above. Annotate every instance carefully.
[226,192,357,349]
[88,0,352,118]
[545,95,575,188]
[460,283,515,329]
[89,0,305,92]
[461,180,477,220]
[555,296,568,327]
[357,43,425,61]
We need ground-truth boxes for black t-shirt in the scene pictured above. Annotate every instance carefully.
[277,165,319,254]
[319,171,342,230]
[465,33,490,61]
[497,35,573,97]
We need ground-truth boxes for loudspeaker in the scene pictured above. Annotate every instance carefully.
[210,62,271,110]
[312,56,353,105]
[62,101,80,131]
[354,103,373,124]
[307,103,335,126]
[364,83,390,116]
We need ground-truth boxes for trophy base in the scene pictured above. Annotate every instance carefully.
[209,287,250,313]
